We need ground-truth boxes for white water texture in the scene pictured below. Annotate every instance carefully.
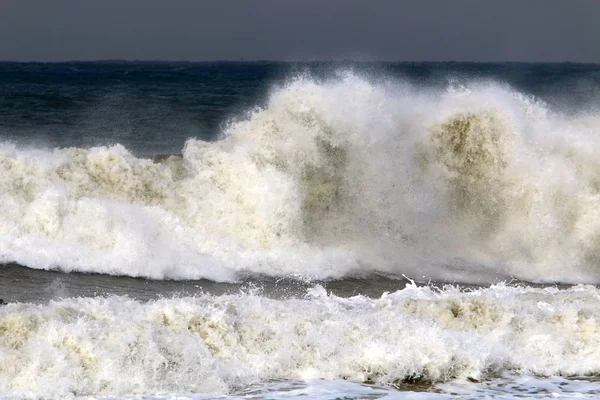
[2,72,600,282]
[1,284,600,398]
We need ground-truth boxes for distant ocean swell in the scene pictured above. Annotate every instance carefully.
[1,284,600,397]
[2,72,600,283]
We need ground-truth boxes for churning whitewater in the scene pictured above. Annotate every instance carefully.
[2,284,600,398]
[2,73,600,283]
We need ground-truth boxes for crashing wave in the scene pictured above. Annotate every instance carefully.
[2,284,600,397]
[1,73,600,283]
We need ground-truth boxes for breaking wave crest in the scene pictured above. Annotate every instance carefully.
[2,284,600,397]
[2,72,600,283]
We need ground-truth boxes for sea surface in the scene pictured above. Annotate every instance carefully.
[1,61,600,399]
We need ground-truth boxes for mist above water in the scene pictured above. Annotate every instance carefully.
[1,72,600,283]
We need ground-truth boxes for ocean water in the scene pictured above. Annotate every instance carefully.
[1,61,600,399]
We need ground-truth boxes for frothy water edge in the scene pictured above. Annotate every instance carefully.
[2,283,600,398]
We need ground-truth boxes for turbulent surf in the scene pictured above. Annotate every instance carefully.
[2,62,600,399]
[2,284,600,398]
[2,72,600,283]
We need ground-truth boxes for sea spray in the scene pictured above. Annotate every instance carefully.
[1,73,600,282]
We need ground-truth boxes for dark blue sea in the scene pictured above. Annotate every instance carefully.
[1,61,600,399]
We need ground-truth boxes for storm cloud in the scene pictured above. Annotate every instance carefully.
[0,0,598,62]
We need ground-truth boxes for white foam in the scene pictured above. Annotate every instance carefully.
[2,284,600,398]
[438,375,600,399]
[2,72,600,282]
[68,380,450,400]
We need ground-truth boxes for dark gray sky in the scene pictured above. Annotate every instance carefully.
[1,0,599,62]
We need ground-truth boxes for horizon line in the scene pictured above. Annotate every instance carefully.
[0,59,599,65]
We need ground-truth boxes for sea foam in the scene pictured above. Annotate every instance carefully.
[1,284,600,397]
